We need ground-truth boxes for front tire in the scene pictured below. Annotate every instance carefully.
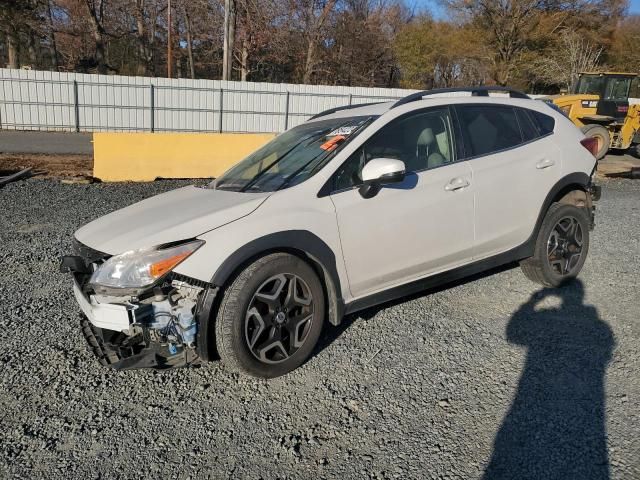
[215,253,325,378]
[520,203,590,287]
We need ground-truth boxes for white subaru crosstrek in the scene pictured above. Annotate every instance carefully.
[62,87,601,378]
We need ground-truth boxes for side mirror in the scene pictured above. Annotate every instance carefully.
[359,158,406,198]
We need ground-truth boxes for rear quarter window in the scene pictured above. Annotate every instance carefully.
[529,110,555,136]
[515,108,539,142]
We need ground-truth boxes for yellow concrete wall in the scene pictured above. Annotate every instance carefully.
[93,132,276,182]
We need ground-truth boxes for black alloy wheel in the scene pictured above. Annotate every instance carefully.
[546,216,585,277]
[245,273,315,364]
[520,202,590,287]
[215,253,325,378]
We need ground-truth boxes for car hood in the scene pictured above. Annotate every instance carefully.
[75,186,270,254]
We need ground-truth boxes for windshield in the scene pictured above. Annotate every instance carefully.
[213,116,374,192]
[574,75,604,95]
[574,75,633,100]
[603,77,632,100]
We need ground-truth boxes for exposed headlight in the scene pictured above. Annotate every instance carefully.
[89,240,204,289]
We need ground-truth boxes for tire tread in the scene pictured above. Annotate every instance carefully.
[215,253,324,378]
[520,202,590,287]
[215,253,288,375]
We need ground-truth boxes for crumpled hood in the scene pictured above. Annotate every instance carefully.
[74,186,270,254]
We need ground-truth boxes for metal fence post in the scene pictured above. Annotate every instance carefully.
[284,91,290,130]
[150,84,155,132]
[348,93,352,106]
[73,80,80,132]
[219,88,224,133]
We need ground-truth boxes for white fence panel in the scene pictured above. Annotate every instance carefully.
[1,69,540,134]
[0,68,416,134]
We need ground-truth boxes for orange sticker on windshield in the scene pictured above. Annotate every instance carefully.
[320,135,345,151]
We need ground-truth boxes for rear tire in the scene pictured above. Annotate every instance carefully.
[520,203,590,287]
[581,124,610,160]
[215,253,325,378]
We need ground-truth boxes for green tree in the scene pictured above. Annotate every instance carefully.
[394,17,488,88]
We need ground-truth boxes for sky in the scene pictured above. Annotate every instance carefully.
[412,0,640,20]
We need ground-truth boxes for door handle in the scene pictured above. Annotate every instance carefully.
[536,158,555,169]
[445,177,470,191]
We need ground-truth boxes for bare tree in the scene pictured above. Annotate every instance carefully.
[46,0,59,69]
[300,0,337,84]
[0,0,635,91]
[222,0,236,80]
[0,1,33,68]
[442,0,549,85]
[132,0,158,76]
[609,15,640,73]
[182,3,195,78]
[81,0,110,73]
[533,29,603,90]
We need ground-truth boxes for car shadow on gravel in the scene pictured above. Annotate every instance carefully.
[483,279,614,480]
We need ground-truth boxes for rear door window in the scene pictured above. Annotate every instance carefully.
[456,105,523,158]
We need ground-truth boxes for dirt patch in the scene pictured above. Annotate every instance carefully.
[0,153,93,178]
[597,154,640,178]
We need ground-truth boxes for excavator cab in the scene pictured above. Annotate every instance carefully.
[575,74,632,120]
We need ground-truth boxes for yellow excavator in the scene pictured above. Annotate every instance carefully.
[549,72,640,159]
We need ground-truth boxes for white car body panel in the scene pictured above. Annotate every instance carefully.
[471,136,563,259]
[74,186,269,254]
[173,180,352,298]
[74,94,596,312]
[330,161,474,298]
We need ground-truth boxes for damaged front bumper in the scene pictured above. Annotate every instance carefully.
[62,242,216,370]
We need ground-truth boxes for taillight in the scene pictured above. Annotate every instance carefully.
[580,137,599,158]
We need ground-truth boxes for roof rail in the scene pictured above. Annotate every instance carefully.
[391,86,530,109]
[309,101,384,121]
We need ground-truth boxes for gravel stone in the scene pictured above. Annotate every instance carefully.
[0,177,638,479]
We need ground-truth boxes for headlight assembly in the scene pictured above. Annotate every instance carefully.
[89,240,204,289]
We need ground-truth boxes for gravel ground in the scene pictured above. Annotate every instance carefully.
[0,178,638,479]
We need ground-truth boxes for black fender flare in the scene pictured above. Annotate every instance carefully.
[516,172,592,259]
